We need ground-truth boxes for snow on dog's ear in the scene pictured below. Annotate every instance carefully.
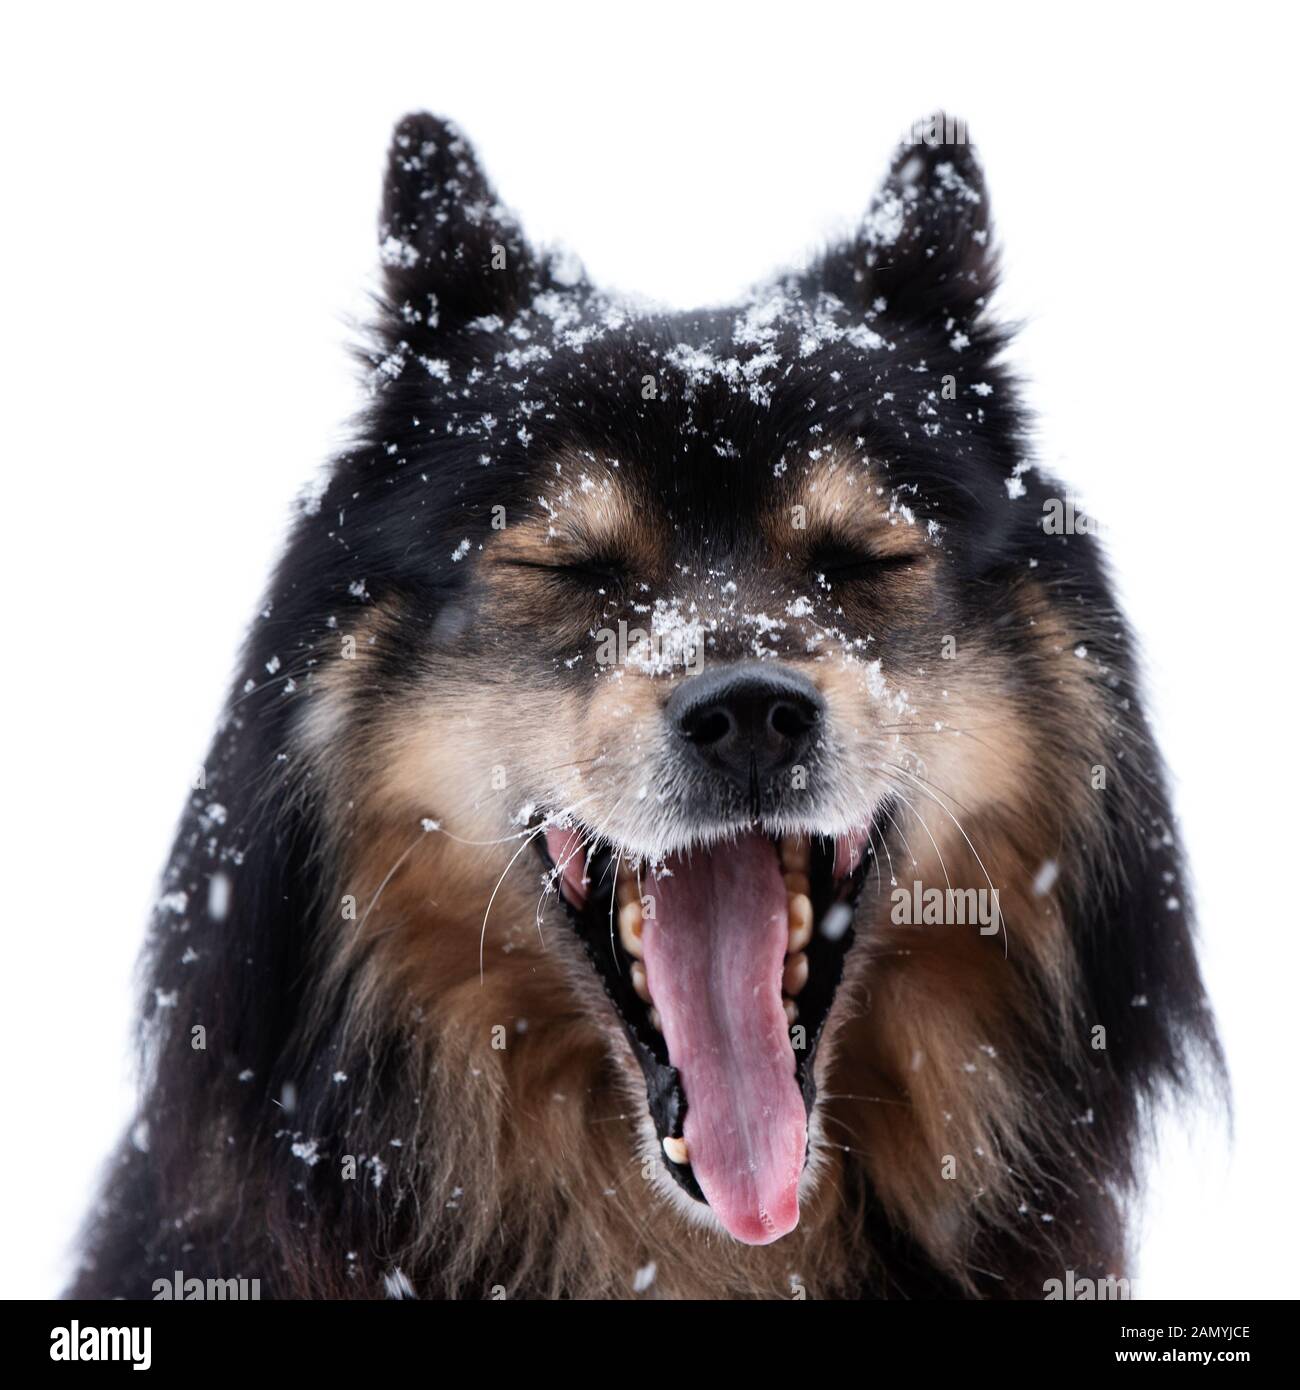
[818,113,998,332]
[378,112,545,330]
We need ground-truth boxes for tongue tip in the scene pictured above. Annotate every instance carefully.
[696,1135,806,1246]
[714,1192,801,1246]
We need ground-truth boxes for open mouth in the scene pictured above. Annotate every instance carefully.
[538,812,888,1245]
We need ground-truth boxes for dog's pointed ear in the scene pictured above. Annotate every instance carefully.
[821,114,997,327]
[378,112,542,328]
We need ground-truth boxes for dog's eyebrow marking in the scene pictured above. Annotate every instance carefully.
[779,453,930,557]
[537,479,628,545]
[493,452,649,563]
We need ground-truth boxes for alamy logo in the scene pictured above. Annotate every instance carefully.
[594,616,704,675]
[890,881,1002,935]
[905,113,969,147]
[151,1269,262,1299]
[1041,496,1100,535]
[1043,1269,1137,1300]
[50,1322,151,1370]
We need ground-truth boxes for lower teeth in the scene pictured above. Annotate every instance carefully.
[618,901,644,959]
[782,951,809,996]
[662,1134,690,1165]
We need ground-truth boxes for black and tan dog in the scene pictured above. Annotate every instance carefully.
[72,113,1221,1299]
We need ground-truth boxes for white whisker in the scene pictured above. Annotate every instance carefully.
[884,763,1008,958]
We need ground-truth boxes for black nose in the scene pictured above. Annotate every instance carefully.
[666,662,823,791]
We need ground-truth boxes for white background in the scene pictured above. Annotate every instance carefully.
[3,1,1296,1299]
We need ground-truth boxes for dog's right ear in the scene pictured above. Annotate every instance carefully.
[378,112,543,330]
[811,114,997,337]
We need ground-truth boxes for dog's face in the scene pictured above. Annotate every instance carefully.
[410,447,1043,1243]
[307,115,1098,1249]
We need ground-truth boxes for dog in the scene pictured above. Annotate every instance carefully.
[71,111,1222,1299]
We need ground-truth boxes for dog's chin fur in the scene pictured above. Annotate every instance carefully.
[70,111,1224,1300]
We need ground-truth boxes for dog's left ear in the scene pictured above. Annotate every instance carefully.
[378,112,544,329]
[818,114,997,329]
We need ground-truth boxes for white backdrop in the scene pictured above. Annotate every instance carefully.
[3,0,1296,1299]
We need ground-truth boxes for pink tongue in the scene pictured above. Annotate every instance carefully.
[642,831,805,1244]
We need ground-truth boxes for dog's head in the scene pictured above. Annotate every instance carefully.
[300,113,1105,1248]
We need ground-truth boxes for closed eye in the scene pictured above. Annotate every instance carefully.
[811,544,922,580]
[504,558,625,592]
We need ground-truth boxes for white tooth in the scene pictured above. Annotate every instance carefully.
[631,960,652,1002]
[649,1007,662,1031]
[783,871,811,898]
[618,901,645,959]
[787,893,814,953]
[662,1135,690,1165]
[784,999,799,1025]
[782,951,809,996]
[615,873,641,908]
[780,834,810,871]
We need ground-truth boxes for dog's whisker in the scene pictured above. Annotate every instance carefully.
[356,824,434,936]
[478,820,548,982]
[879,759,977,818]
[877,798,920,878]
[820,1091,912,1109]
[478,796,601,982]
[421,822,552,849]
[882,764,1008,959]
[887,788,955,900]
[864,807,897,884]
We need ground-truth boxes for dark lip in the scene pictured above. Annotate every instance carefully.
[535,806,895,1207]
